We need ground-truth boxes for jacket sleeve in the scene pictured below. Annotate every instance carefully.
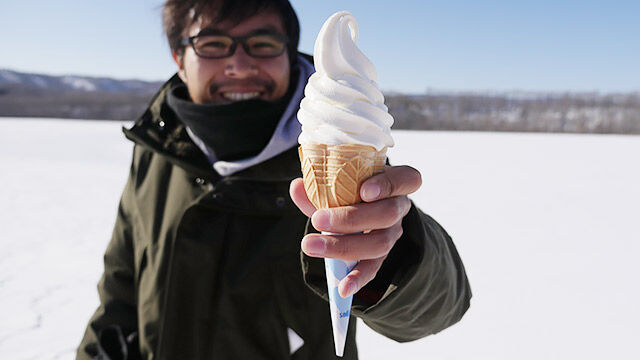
[76,147,140,359]
[300,202,472,342]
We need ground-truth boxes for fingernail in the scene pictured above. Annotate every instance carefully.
[303,236,326,255]
[362,183,381,201]
[312,210,331,229]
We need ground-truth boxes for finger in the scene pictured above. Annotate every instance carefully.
[301,222,403,261]
[360,165,422,202]
[289,178,317,218]
[338,257,386,298]
[311,196,411,233]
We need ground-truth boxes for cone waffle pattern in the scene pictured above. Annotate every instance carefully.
[299,143,387,356]
[299,144,387,209]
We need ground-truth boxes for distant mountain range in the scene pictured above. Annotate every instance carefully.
[0,69,164,120]
[0,69,163,95]
[1,68,638,134]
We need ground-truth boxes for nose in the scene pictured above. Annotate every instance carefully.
[224,45,259,78]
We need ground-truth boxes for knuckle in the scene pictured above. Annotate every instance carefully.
[393,197,407,220]
[397,196,411,218]
[384,173,397,197]
[366,261,382,283]
[373,172,392,199]
[375,199,397,228]
[376,230,395,256]
[388,226,403,251]
[383,237,395,255]
[340,206,359,229]
[403,196,412,215]
[340,239,353,258]
[386,229,399,251]
[329,236,347,257]
[342,236,360,259]
[395,222,404,240]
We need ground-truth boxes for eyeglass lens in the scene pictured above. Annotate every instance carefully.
[192,34,285,58]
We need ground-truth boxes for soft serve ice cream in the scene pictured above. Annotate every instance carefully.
[297,11,394,151]
[296,11,395,357]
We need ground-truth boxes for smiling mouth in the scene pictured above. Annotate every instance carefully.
[221,92,262,101]
[211,80,275,102]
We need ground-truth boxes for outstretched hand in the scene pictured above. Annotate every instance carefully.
[289,165,422,298]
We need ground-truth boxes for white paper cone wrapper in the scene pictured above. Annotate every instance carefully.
[324,256,358,357]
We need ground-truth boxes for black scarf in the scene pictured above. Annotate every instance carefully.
[167,84,290,161]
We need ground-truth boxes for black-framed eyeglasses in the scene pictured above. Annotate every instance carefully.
[181,31,289,59]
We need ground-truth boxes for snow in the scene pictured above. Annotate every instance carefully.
[61,77,98,92]
[0,118,639,360]
[0,70,21,84]
[31,76,48,88]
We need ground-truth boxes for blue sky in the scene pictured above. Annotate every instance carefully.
[1,0,638,93]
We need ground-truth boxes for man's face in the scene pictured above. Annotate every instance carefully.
[174,11,291,104]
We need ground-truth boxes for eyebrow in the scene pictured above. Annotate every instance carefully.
[196,25,283,37]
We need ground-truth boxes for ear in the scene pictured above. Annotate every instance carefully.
[172,52,188,83]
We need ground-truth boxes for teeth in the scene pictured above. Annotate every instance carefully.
[222,92,260,101]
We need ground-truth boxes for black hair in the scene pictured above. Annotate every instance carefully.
[163,0,300,64]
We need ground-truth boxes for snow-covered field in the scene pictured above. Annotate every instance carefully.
[1,118,639,359]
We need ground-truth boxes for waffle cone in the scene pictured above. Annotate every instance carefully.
[299,144,387,209]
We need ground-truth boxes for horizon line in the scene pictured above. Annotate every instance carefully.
[2,67,638,95]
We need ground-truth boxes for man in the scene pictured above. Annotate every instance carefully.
[77,1,471,359]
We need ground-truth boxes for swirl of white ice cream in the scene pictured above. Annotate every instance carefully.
[297,11,394,151]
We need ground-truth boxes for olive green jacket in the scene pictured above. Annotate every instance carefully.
[77,76,471,360]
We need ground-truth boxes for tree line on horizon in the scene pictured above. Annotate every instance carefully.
[0,84,638,135]
[387,92,640,134]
